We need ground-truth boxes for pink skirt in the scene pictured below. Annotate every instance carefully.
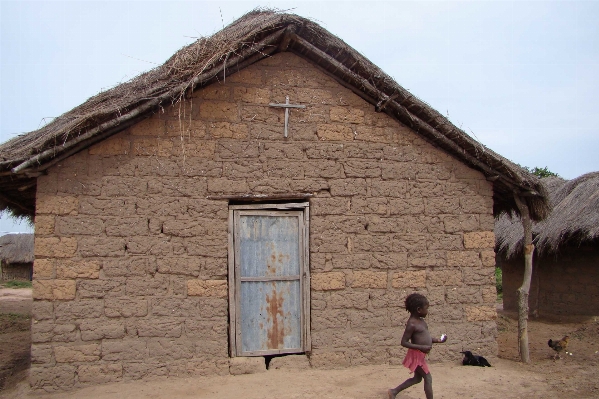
[402,348,430,374]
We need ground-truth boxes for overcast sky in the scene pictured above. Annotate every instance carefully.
[1,0,598,234]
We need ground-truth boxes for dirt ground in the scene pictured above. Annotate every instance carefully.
[0,290,598,399]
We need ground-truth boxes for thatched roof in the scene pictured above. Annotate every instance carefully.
[0,9,549,220]
[0,234,34,264]
[496,172,599,258]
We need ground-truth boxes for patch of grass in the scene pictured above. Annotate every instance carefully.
[0,313,31,333]
[1,280,32,289]
[495,267,502,300]
[1,313,30,321]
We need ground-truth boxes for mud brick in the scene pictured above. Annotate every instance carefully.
[443,215,480,233]
[80,318,125,341]
[354,126,394,143]
[464,231,495,249]
[157,256,202,276]
[31,344,54,365]
[392,270,426,288]
[447,251,482,267]
[79,197,136,216]
[329,107,365,124]
[105,217,149,237]
[54,344,100,363]
[56,259,101,279]
[55,300,103,321]
[465,305,497,321]
[233,87,270,104]
[78,237,125,257]
[77,364,122,384]
[102,339,148,361]
[427,269,462,286]
[311,197,349,215]
[133,319,182,338]
[34,215,55,235]
[316,124,354,141]
[311,309,348,330]
[350,271,387,288]
[33,259,54,280]
[311,272,345,290]
[128,116,165,136]
[89,136,130,155]
[199,101,239,122]
[34,237,77,258]
[304,160,344,179]
[33,280,76,300]
[80,281,121,302]
[31,300,53,321]
[350,197,387,215]
[148,339,195,361]
[103,257,157,277]
[187,280,227,297]
[29,365,76,390]
[460,195,493,213]
[104,297,147,317]
[126,275,169,296]
[329,179,367,197]
[31,321,77,343]
[36,194,78,215]
[305,143,346,160]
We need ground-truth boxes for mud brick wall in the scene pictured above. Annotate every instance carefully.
[500,245,599,316]
[30,52,497,390]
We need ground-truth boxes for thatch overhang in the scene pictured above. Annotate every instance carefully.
[0,233,34,265]
[496,172,599,259]
[0,9,549,220]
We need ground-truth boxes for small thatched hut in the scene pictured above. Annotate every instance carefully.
[496,172,599,316]
[0,9,548,391]
[0,233,34,281]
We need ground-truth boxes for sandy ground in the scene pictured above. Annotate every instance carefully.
[0,289,598,399]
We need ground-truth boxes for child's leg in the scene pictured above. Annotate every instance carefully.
[422,371,433,399]
[388,368,424,398]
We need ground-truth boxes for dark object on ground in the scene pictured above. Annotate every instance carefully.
[460,351,492,367]
[548,335,569,359]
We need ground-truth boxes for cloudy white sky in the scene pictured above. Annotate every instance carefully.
[1,0,598,234]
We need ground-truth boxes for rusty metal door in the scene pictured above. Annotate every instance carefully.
[230,205,309,356]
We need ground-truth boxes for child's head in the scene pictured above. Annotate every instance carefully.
[405,293,429,315]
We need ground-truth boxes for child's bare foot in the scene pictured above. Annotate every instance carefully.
[388,388,396,399]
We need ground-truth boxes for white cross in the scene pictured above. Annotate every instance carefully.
[269,96,306,138]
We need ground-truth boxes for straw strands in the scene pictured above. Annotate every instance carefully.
[0,234,34,265]
[495,172,599,258]
[0,8,549,220]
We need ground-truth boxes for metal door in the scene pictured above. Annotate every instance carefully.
[229,205,310,356]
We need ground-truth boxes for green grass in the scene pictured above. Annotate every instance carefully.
[0,312,30,321]
[1,280,32,289]
[495,267,503,301]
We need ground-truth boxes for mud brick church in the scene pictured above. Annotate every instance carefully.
[0,11,548,390]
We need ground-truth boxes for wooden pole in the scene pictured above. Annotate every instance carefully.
[514,194,534,363]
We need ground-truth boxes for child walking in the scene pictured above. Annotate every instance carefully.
[388,293,447,399]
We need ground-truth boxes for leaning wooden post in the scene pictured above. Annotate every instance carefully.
[514,193,534,363]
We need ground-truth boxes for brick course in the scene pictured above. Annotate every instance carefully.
[31,52,497,390]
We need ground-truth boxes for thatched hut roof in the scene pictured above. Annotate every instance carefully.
[0,234,34,265]
[0,9,549,220]
[495,172,599,258]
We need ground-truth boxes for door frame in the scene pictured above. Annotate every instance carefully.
[228,202,311,357]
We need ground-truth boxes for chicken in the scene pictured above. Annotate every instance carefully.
[548,335,569,359]
[460,351,492,367]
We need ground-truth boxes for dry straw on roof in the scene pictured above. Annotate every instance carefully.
[0,234,34,265]
[0,8,549,221]
[495,172,599,258]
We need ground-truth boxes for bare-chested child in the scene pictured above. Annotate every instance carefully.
[388,293,447,399]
